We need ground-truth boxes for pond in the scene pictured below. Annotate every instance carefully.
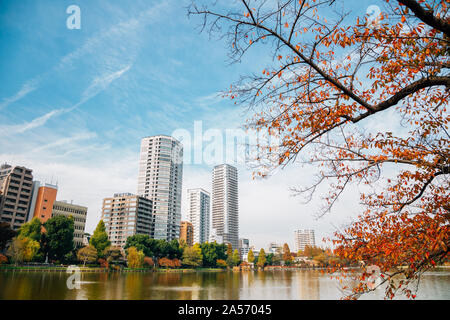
[0,269,449,300]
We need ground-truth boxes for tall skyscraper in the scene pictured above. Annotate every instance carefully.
[294,229,316,252]
[0,164,33,230]
[137,135,183,241]
[188,188,210,244]
[52,200,87,247]
[101,193,153,248]
[211,164,239,250]
[179,221,194,247]
[32,183,58,222]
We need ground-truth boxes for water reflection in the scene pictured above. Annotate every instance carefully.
[0,269,448,300]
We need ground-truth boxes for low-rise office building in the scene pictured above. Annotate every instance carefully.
[0,164,33,230]
[52,200,88,247]
[101,193,153,248]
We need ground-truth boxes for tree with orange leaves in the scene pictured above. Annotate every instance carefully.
[189,0,449,299]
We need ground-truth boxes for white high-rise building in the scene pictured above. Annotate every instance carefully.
[209,228,223,244]
[294,229,316,252]
[188,188,210,244]
[211,164,239,250]
[137,135,183,241]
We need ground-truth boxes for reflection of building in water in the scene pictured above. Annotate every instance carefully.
[296,270,320,299]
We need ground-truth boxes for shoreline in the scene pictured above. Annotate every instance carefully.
[1,265,448,273]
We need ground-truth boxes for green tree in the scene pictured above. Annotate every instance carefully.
[127,246,144,269]
[43,215,74,263]
[104,246,123,265]
[124,234,154,257]
[0,222,16,252]
[232,249,240,266]
[167,239,183,259]
[266,253,274,266]
[257,249,266,268]
[200,242,227,267]
[90,220,110,257]
[7,237,39,264]
[77,245,98,266]
[182,243,203,267]
[247,249,255,264]
[18,218,42,242]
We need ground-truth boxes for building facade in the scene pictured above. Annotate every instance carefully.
[137,135,183,241]
[101,193,153,247]
[239,238,250,261]
[268,242,282,255]
[294,229,316,252]
[52,200,87,247]
[179,221,194,247]
[211,164,239,250]
[187,188,210,244]
[209,228,223,244]
[33,183,58,222]
[0,164,33,230]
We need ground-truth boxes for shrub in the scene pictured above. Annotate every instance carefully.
[173,258,182,268]
[98,258,108,268]
[216,259,227,268]
[158,257,173,268]
[143,257,154,268]
[0,254,8,265]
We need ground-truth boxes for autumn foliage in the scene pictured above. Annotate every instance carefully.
[190,0,449,299]
[158,257,182,268]
[0,253,7,265]
[143,257,154,268]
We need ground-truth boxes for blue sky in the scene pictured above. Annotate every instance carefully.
[0,0,390,249]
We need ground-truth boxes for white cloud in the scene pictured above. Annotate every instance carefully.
[0,109,63,137]
[0,79,40,110]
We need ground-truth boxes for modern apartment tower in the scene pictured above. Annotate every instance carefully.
[211,164,239,250]
[101,193,153,248]
[0,164,33,230]
[294,229,316,252]
[187,188,210,244]
[52,200,87,247]
[137,135,183,241]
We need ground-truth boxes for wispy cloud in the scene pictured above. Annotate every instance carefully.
[0,78,40,110]
[0,1,169,111]
[0,64,132,138]
[0,109,64,137]
[79,65,131,104]
[30,131,97,153]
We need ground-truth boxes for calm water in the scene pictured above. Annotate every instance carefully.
[0,269,449,300]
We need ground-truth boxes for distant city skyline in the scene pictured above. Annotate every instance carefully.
[0,0,372,250]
